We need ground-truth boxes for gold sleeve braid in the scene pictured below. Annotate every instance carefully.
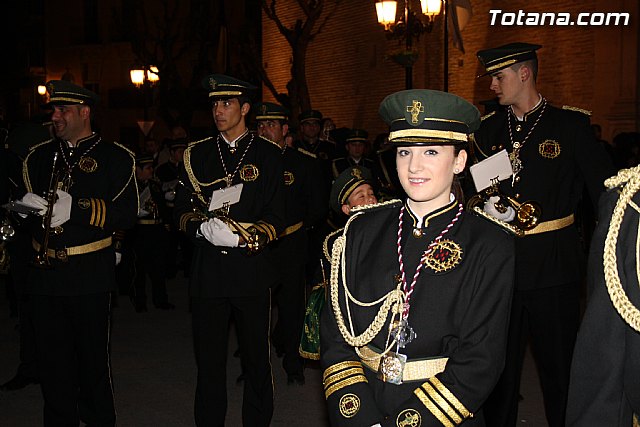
[413,377,472,426]
[322,361,368,399]
[89,198,107,228]
[603,165,640,332]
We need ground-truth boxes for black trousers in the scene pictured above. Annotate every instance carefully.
[133,225,169,306]
[31,293,115,427]
[271,230,307,374]
[192,292,273,427]
[483,282,580,427]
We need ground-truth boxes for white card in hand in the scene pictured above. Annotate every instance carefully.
[208,183,243,211]
[469,149,513,192]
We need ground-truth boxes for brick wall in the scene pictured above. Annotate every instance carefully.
[263,0,638,142]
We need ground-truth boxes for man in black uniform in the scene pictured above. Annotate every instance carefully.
[18,80,138,426]
[155,138,192,278]
[331,129,382,184]
[174,75,285,426]
[254,101,327,385]
[566,167,640,426]
[473,43,615,427]
[130,154,174,312]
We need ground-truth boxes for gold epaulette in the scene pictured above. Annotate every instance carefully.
[562,105,592,116]
[27,138,54,152]
[257,134,281,150]
[604,165,640,190]
[480,111,496,121]
[297,147,317,159]
[350,199,402,214]
[323,228,344,262]
[187,136,213,147]
[113,141,135,157]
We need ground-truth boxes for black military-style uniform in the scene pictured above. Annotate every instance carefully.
[566,170,640,426]
[155,159,193,278]
[375,144,406,201]
[23,134,137,425]
[270,145,327,379]
[474,100,615,426]
[174,131,285,426]
[321,200,515,426]
[131,177,172,310]
[294,138,336,189]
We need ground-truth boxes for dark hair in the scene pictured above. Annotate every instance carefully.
[512,59,538,81]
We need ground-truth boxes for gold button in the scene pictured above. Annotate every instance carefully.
[515,176,520,183]
[515,193,521,199]
[412,229,423,238]
[491,145,496,151]
[516,124,522,132]
[498,145,504,149]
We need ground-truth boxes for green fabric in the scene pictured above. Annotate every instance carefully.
[299,284,326,360]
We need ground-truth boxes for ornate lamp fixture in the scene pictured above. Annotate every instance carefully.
[375,0,444,89]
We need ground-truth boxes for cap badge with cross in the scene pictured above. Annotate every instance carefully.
[350,167,363,179]
[406,100,425,125]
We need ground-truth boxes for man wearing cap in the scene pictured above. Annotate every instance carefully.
[254,101,327,385]
[155,138,191,278]
[331,129,381,181]
[320,89,515,426]
[473,42,615,426]
[17,80,138,426]
[174,74,285,426]
[128,154,174,312]
[300,165,378,362]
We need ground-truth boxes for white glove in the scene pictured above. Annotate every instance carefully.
[50,190,72,227]
[115,252,122,266]
[483,196,516,222]
[19,192,48,215]
[164,190,176,201]
[199,218,239,248]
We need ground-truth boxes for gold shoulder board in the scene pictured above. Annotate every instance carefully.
[562,105,592,116]
[481,111,496,121]
[297,148,317,159]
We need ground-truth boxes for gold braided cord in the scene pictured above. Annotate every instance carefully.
[603,166,640,332]
[329,212,404,350]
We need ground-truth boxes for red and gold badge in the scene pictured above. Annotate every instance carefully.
[78,156,98,173]
[284,171,294,186]
[424,239,462,273]
[240,164,259,182]
[339,393,360,418]
[538,139,561,159]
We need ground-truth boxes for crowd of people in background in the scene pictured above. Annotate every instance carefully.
[0,40,639,427]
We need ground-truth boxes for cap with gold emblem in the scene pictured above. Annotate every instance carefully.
[299,109,323,123]
[346,129,368,144]
[167,138,188,150]
[201,74,257,100]
[476,42,542,77]
[378,89,480,146]
[254,102,289,121]
[330,166,374,214]
[43,80,99,107]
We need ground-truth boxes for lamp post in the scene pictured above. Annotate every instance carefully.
[130,65,159,121]
[375,0,443,90]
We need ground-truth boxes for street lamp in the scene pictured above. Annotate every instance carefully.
[375,0,444,90]
[129,65,160,121]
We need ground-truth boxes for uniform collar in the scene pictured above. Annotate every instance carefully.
[404,196,458,230]
[509,94,545,122]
